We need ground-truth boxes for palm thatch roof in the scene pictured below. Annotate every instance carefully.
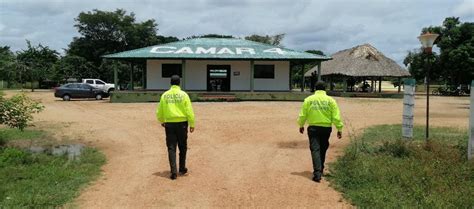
[305,44,410,77]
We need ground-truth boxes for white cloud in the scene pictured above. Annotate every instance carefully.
[0,0,473,64]
[453,0,474,18]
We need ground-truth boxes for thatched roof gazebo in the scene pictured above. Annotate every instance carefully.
[305,43,410,92]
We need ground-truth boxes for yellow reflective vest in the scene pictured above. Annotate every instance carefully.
[297,90,343,131]
[156,85,195,127]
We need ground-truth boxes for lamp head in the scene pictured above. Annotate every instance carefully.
[418,32,439,53]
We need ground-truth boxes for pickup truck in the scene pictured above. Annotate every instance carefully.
[82,79,115,93]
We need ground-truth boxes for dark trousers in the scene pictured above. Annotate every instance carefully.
[307,126,332,177]
[164,122,188,174]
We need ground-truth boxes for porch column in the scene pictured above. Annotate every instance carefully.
[317,61,322,82]
[289,63,292,91]
[182,59,186,90]
[114,63,118,91]
[143,65,147,90]
[301,64,305,92]
[129,62,134,91]
[250,60,254,92]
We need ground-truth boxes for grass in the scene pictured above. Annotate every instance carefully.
[328,124,474,208]
[0,128,106,208]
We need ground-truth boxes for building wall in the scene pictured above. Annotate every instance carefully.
[146,59,289,91]
[253,60,290,91]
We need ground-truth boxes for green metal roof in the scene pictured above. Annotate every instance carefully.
[103,38,331,61]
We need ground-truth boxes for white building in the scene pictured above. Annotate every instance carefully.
[104,38,331,92]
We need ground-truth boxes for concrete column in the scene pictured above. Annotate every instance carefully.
[469,80,474,160]
[129,62,134,91]
[250,60,254,92]
[143,66,147,90]
[114,63,118,91]
[289,63,292,91]
[402,78,416,139]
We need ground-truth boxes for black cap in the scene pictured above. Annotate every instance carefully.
[170,75,180,85]
[315,81,327,91]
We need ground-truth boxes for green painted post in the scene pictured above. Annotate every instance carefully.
[250,60,254,92]
[469,80,474,160]
[182,59,186,90]
[114,65,118,91]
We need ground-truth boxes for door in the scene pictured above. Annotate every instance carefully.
[207,65,231,91]
[79,84,94,98]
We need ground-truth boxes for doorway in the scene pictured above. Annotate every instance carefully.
[207,65,231,91]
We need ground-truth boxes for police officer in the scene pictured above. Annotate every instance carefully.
[297,81,343,182]
[156,75,195,180]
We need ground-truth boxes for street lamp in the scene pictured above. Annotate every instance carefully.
[418,32,439,141]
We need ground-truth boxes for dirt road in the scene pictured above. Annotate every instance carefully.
[11,91,469,208]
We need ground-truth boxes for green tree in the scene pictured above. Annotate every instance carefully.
[16,41,59,91]
[186,34,234,39]
[305,50,325,56]
[404,17,474,85]
[244,34,285,46]
[53,55,96,81]
[67,9,178,82]
[0,46,17,85]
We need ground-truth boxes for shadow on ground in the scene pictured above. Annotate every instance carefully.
[277,141,308,149]
[291,171,312,180]
[153,171,170,179]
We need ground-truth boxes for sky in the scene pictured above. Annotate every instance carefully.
[1,0,473,66]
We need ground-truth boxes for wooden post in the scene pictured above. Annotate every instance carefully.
[182,59,186,90]
[301,64,305,92]
[343,77,347,93]
[317,61,322,82]
[402,79,416,139]
[469,80,474,160]
[371,79,374,92]
[250,60,254,92]
[329,76,334,91]
[379,77,382,93]
[398,77,402,93]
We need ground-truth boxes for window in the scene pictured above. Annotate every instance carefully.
[80,84,93,89]
[96,80,105,85]
[65,84,77,88]
[254,65,275,79]
[162,64,182,78]
[86,80,94,84]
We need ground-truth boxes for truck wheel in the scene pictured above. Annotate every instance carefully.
[63,94,71,101]
[108,88,115,93]
[95,94,103,100]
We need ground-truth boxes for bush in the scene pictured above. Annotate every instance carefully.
[329,125,473,208]
[0,93,44,131]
